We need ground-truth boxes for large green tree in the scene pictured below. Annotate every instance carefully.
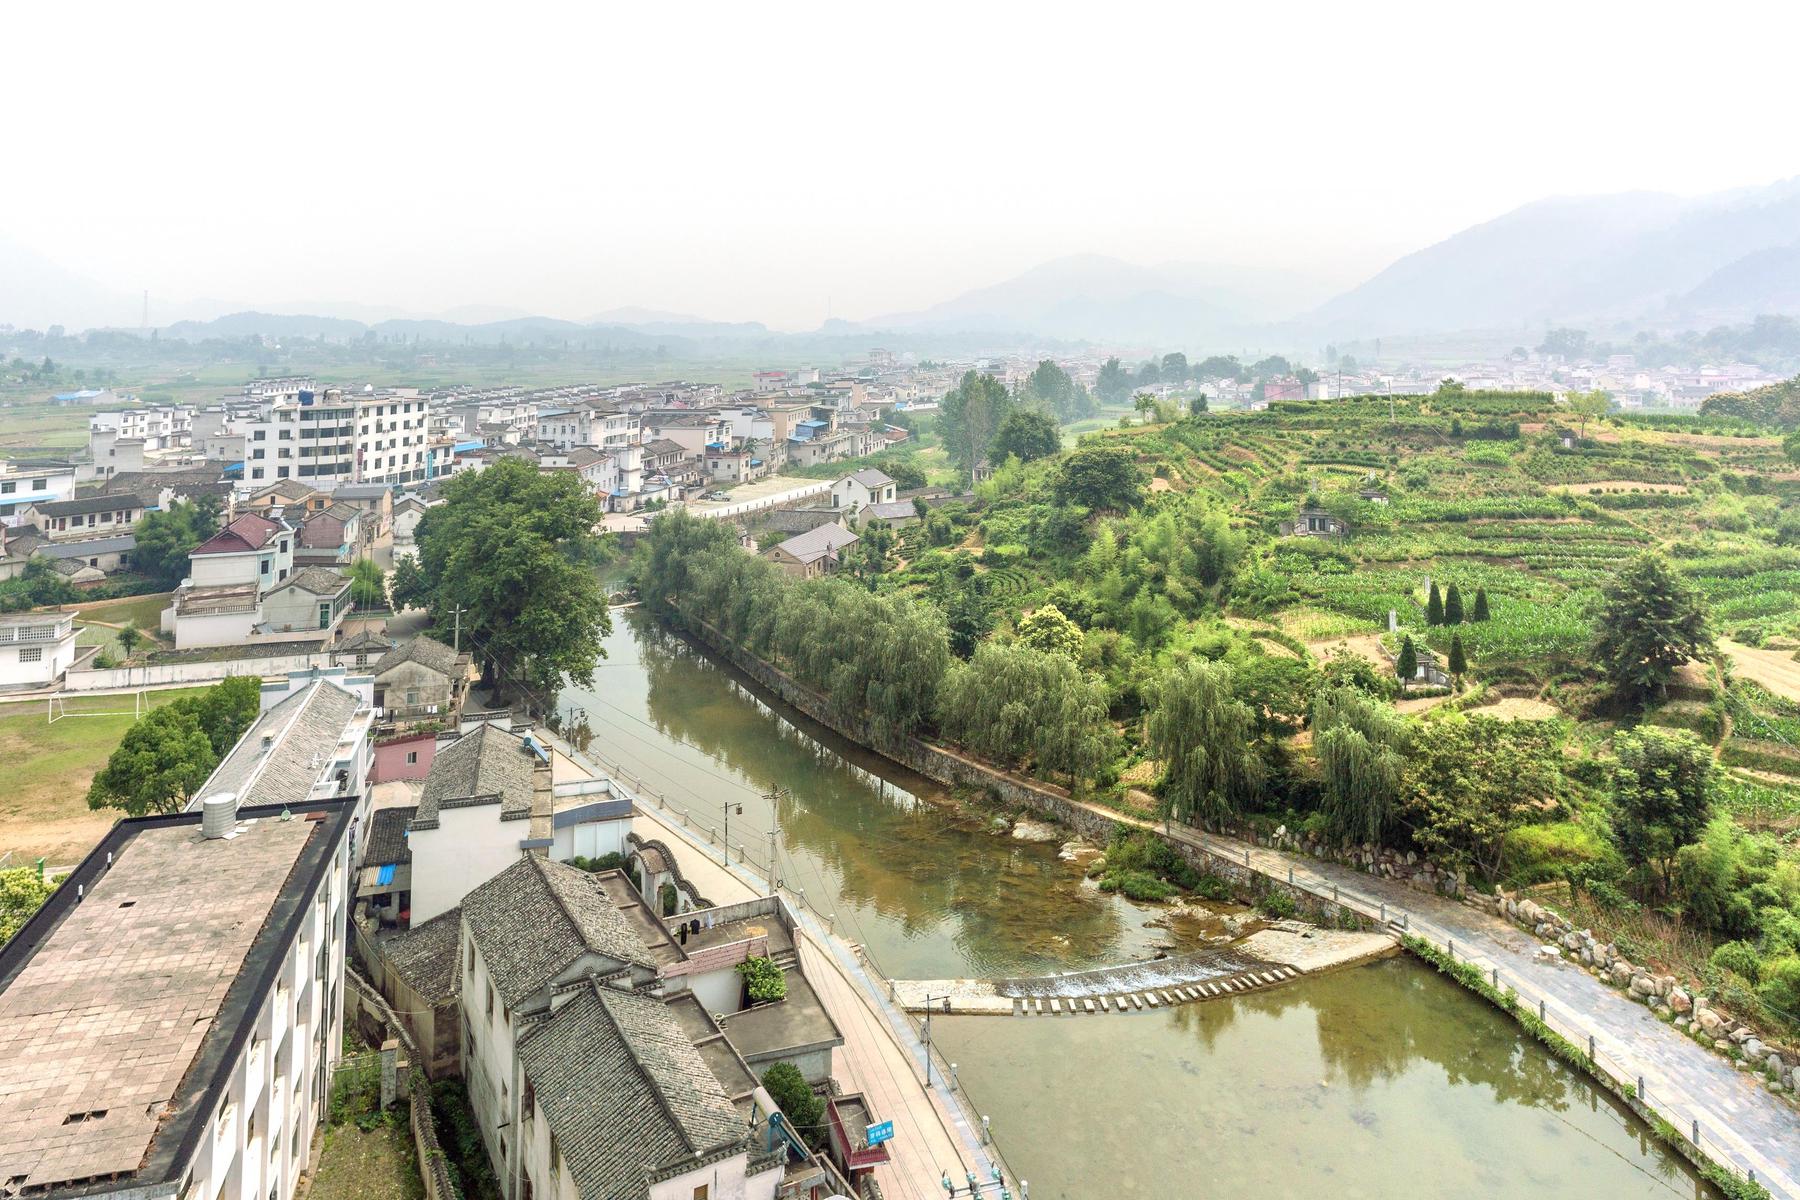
[132,498,222,586]
[349,558,387,607]
[389,554,429,611]
[1053,445,1143,512]
[1313,686,1407,844]
[990,409,1062,464]
[939,370,1015,476]
[936,642,1114,784]
[1591,554,1712,706]
[86,705,217,816]
[1146,660,1262,825]
[1095,357,1133,405]
[177,675,262,756]
[1401,716,1564,879]
[1612,727,1714,896]
[1566,389,1611,438]
[1016,604,1082,659]
[415,457,611,704]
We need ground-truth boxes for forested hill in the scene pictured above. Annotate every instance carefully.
[1700,374,1800,428]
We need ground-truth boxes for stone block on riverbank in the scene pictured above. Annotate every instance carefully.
[1235,927,1400,974]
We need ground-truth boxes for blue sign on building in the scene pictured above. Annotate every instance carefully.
[866,1119,894,1147]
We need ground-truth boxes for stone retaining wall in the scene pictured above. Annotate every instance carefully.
[1498,891,1797,1096]
[675,617,1369,931]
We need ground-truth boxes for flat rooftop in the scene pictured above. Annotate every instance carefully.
[0,804,349,1195]
[680,911,795,959]
[716,966,843,1064]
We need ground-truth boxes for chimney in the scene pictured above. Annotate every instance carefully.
[201,792,239,839]
[525,735,554,854]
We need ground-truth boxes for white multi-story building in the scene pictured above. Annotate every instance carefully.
[0,610,76,689]
[88,404,192,451]
[0,458,78,526]
[242,385,430,490]
[0,788,354,1200]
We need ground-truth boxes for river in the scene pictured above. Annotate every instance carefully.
[561,615,1717,1199]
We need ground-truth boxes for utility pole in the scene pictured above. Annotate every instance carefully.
[452,604,465,652]
[920,994,952,1085]
[722,799,743,865]
[766,825,780,894]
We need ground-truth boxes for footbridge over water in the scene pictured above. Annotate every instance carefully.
[888,926,1398,1017]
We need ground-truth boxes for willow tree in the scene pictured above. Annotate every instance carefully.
[1312,686,1408,845]
[936,642,1115,785]
[1146,660,1262,826]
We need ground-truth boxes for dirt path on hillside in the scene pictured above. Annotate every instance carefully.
[1721,639,1800,703]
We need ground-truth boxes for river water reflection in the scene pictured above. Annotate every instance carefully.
[561,616,1716,1199]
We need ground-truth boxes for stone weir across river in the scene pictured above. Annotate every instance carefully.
[889,925,1398,1016]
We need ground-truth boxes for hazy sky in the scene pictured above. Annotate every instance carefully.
[6,0,1799,330]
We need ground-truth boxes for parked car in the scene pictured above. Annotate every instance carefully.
[703,491,730,502]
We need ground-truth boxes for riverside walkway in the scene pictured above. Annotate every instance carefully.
[1078,793,1800,1199]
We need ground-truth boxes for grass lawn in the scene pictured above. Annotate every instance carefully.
[304,1121,425,1200]
[0,687,212,866]
[71,592,172,634]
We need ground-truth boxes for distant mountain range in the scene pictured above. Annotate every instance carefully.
[8,174,1800,349]
[1307,177,1800,338]
[853,253,1332,343]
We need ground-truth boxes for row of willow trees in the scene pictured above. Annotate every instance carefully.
[633,511,1115,781]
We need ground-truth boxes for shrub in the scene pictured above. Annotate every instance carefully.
[1193,874,1235,902]
[1711,940,1762,983]
[761,1062,823,1148]
[1757,955,1800,1018]
[737,955,787,1004]
[1502,822,1617,887]
[1257,891,1298,919]
[1098,869,1176,902]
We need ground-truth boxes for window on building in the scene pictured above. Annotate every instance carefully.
[405,750,417,765]
[20,647,43,663]
[486,984,494,1018]
[693,1187,709,1200]
[522,1081,534,1121]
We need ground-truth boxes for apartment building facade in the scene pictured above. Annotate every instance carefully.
[242,385,431,489]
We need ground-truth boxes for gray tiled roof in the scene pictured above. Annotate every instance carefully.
[381,907,462,1004]
[195,680,361,809]
[413,723,537,827]
[335,628,394,652]
[863,500,916,521]
[35,533,136,559]
[29,495,140,517]
[462,857,655,1006]
[770,521,857,564]
[366,805,416,865]
[277,567,350,596]
[844,467,893,488]
[372,634,462,679]
[517,983,747,1198]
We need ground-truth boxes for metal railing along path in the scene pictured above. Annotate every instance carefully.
[1182,827,1798,1200]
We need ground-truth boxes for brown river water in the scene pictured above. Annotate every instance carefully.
[560,616,1717,1200]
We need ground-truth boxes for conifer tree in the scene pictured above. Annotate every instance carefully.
[1444,583,1465,625]
[1472,587,1490,622]
[1396,635,1418,682]
[1448,633,1467,677]
[1425,582,1444,626]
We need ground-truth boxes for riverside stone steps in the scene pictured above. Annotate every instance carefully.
[1010,964,1302,1017]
